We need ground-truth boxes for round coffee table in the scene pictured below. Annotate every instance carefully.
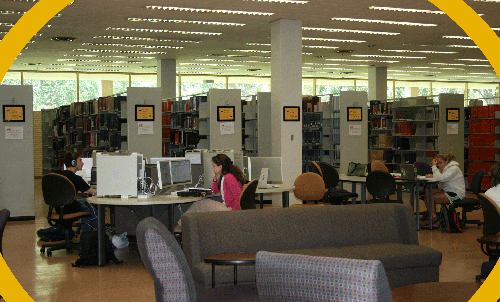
[391,282,482,302]
[204,252,256,288]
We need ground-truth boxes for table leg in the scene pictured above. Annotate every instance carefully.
[212,264,215,288]
[397,183,403,202]
[234,264,237,285]
[361,183,366,204]
[260,193,264,209]
[352,182,357,204]
[429,183,434,230]
[416,182,420,231]
[167,204,174,233]
[97,204,105,266]
[282,191,289,208]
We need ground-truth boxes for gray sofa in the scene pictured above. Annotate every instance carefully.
[182,204,442,289]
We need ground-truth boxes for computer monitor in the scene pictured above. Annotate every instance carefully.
[156,161,172,190]
[249,157,283,184]
[150,157,185,165]
[170,159,192,185]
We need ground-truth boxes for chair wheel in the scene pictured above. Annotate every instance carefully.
[40,247,45,253]
[47,251,52,257]
[475,275,482,282]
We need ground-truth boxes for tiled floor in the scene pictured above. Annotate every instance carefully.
[0,180,488,301]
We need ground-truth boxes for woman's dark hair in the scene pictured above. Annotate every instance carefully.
[490,163,500,187]
[212,154,245,185]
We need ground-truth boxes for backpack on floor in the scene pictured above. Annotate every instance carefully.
[440,206,464,233]
[37,227,75,242]
[72,230,122,267]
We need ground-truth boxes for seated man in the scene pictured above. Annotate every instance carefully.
[57,152,98,232]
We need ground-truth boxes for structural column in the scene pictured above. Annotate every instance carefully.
[157,59,176,100]
[101,80,113,97]
[270,19,302,205]
[368,66,387,101]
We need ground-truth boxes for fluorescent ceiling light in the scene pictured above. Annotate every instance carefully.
[443,35,471,40]
[379,49,456,54]
[469,72,494,75]
[127,17,245,26]
[0,22,15,27]
[303,45,339,49]
[390,70,441,73]
[195,59,266,63]
[431,62,491,67]
[59,59,142,64]
[447,45,479,48]
[82,42,183,49]
[331,17,437,27]
[302,37,365,43]
[302,26,399,35]
[143,6,274,16]
[304,63,341,66]
[0,10,61,17]
[325,58,400,63]
[224,49,271,53]
[74,48,168,55]
[246,43,271,46]
[94,36,200,43]
[456,58,489,62]
[107,27,222,35]
[353,54,425,59]
[245,0,308,3]
[65,54,155,59]
[0,31,42,36]
[179,63,246,67]
[369,5,484,16]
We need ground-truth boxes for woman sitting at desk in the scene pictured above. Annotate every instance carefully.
[485,163,500,208]
[174,154,244,232]
[424,153,466,227]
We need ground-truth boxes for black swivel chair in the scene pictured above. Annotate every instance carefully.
[0,208,10,256]
[239,179,259,210]
[475,193,500,281]
[452,170,484,229]
[366,170,402,204]
[40,173,91,257]
[312,161,358,205]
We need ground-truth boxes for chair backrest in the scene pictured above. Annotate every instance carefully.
[317,162,340,188]
[478,193,500,236]
[137,217,196,302]
[413,161,432,176]
[311,161,323,177]
[470,169,485,196]
[42,173,76,207]
[256,251,393,302]
[366,170,396,199]
[239,179,258,210]
[370,160,389,172]
[293,172,325,202]
[0,208,11,255]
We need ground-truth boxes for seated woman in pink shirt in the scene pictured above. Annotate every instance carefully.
[174,154,245,232]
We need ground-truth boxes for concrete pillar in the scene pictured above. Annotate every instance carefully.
[368,66,387,101]
[410,87,419,97]
[270,19,302,205]
[157,59,176,100]
[101,80,113,97]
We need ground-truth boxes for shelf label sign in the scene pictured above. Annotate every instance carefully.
[283,106,301,121]
[447,123,459,135]
[446,108,460,122]
[348,125,362,136]
[5,126,23,139]
[138,122,154,135]
[217,106,235,122]
[347,107,362,121]
[220,122,235,135]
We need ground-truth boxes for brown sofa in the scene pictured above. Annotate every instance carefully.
[182,204,442,289]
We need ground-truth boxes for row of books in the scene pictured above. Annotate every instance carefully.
[370,101,393,115]
[370,117,393,130]
[162,95,207,113]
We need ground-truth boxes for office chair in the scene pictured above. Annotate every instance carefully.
[452,169,484,229]
[0,208,10,256]
[40,173,90,257]
[312,161,358,205]
[239,179,258,210]
[366,170,401,204]
[475,194,500,281]
[137,217,196,302]
[256,251,393,302]
[293,172,326,205]
[370,160,389,173]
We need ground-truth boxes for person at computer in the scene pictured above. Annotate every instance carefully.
[424,153,466,227]
[173,154,245,233]
[58,152,99,233]
[485,163,500,208]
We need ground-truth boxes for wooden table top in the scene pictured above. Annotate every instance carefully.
[204,253,256,265]
[478,234,500,244]
[391,282,482,302]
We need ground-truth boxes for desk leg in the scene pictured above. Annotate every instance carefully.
[428,183,434,230]
[352,182,357,204]
[97,204,105,267]
[282,191,289,208]
[416,183,420,231]
[260,193,264,209]
[361,184,366,204]
[234,264,238,285]
[167,204,174,233]
[397,183,403,202]
[212,264,215,288]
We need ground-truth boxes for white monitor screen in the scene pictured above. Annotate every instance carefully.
[157,161,172,189]
[171,159,192,185]
[249,157,283,182]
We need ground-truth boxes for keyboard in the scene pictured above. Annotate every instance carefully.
[266,184,281,188]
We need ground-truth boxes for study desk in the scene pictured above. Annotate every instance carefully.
[88,195,204,266]
[255,185,295,209]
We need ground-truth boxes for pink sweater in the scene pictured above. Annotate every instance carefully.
[212,173,243,211]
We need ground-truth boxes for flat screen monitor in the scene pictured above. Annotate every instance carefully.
[157,161,172,190]
[170,159,192,185]
[249,157,283,183]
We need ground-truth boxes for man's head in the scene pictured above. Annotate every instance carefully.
[64,152,83,171]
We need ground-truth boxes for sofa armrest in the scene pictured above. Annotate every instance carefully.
[182,213,201,269]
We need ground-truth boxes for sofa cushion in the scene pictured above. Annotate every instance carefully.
[279,243,442,270]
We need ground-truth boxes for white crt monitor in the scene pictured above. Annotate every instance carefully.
[249,157,283,182]
[156,158,192,189]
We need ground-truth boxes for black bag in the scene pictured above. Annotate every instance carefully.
[440,206,464,233]
[72,230,122,267]
[37,227,75,242]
